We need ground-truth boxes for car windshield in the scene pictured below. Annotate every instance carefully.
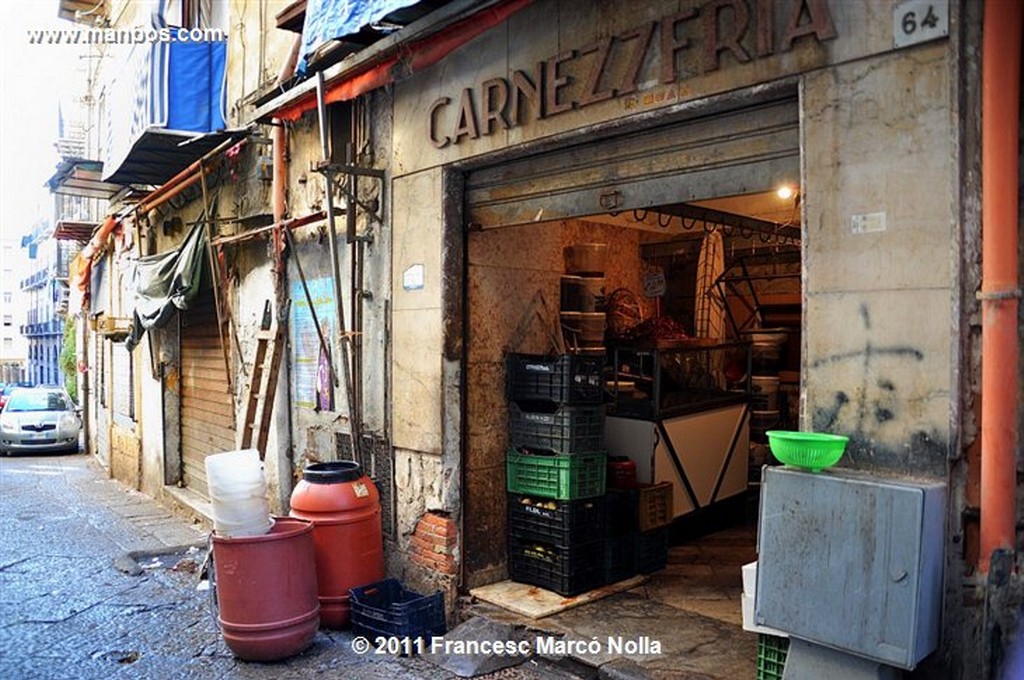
[5,391,70,412]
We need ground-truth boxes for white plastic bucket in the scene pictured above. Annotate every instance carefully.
[205,449,273,537]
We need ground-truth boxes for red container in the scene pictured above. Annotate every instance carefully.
[290,461,385,629]
[607,456,637,489]
[211,517,319,661]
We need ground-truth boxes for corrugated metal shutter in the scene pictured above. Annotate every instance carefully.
[180,297,235,498]
[466,96,799,228]
[112,343,133,424]
[93,333,109,467]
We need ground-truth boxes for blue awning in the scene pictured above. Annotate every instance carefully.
[102,39,228,185]
[298,0,424,73]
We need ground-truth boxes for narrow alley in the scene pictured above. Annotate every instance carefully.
[0,453,589,680]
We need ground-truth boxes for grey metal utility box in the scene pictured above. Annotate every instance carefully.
[755,466,946,670]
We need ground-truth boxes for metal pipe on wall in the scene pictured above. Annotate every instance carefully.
[317,71,362,465]
[346,103,364,440]
[272,36,302,227]
[979,0,1022,573]
[137,137,240,216]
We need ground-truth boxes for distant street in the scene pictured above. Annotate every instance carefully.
[0,453,579,680]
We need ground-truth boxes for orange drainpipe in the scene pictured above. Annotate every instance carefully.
[136,136,242,215]
[979,0,1022,573]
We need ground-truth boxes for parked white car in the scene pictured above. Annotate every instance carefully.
[0,387,81,456]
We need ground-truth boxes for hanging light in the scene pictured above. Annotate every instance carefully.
[776,185,796,200]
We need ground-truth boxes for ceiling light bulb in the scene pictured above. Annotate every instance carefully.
[776,185,795,200]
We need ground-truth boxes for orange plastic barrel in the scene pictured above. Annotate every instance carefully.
[289,461,384,629]
[211,517,319,661]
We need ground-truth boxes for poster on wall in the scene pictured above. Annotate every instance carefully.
[291,277,336,411]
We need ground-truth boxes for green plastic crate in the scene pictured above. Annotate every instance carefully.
[756,634,789,680]
[506,449,606,500]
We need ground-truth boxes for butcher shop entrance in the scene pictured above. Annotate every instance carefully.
[461,93,803,621]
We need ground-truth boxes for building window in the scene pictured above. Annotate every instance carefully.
[2,315,10,327]
[2,339,11,353]
[158,0,228,31]
[3,292,10,304]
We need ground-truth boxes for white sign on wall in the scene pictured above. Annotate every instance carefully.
[403,264,425,291]
[893,0,949,49]
[851,212,888,235]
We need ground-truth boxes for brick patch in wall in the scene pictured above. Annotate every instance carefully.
[410,512,458,575]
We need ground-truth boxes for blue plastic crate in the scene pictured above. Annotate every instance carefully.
[349,579,446,644]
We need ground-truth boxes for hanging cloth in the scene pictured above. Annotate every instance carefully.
[124,221,207,351]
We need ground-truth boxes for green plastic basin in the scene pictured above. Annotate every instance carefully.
[765,431,849,472]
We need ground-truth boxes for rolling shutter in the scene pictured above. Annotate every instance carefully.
[466,96,799,229]
[180,296,235,497]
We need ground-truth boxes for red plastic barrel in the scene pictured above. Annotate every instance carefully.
[289,461,384,629]
[211,517,319,661]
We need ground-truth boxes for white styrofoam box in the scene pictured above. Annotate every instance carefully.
[742,561,757,597]
[742,593,789,637]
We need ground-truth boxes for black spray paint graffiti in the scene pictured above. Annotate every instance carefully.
[810,304,924,435]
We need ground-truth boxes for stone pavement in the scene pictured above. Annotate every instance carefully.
[0,453,601,680]
[1,453,758,680]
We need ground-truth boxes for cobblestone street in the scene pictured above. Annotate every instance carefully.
[0,453,591,680]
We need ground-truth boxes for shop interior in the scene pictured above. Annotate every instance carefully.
[465,183,803,625]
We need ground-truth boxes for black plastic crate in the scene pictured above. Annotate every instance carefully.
[508,494,605,544]
[604,488,639,537]
[509,402,604,455]
[506,353,603,405]
[636,527,669,574]
[508,534,604,597]
[349,579,446,644]
[603,533,637,584]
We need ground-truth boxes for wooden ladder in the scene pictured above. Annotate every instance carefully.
[238,301,284,460]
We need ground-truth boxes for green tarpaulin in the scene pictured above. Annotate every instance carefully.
[125,222,207,351]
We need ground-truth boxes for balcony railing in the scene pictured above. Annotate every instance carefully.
[20,269,51,291]
[19,320,64,338]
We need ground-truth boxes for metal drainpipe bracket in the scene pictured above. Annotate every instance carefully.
[976,288,1022,301]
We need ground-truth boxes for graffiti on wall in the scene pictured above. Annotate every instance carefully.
[810,303,926,439]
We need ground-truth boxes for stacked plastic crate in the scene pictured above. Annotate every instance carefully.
[505,353,607,596]
[635,482,673,573]
[602,488,638,584]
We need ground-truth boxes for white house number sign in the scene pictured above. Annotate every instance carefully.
[893,0,949,49]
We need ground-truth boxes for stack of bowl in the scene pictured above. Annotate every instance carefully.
[560,243,607,356]
[744,329,787,444]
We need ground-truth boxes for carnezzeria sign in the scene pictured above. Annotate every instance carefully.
[427,0,837,148]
